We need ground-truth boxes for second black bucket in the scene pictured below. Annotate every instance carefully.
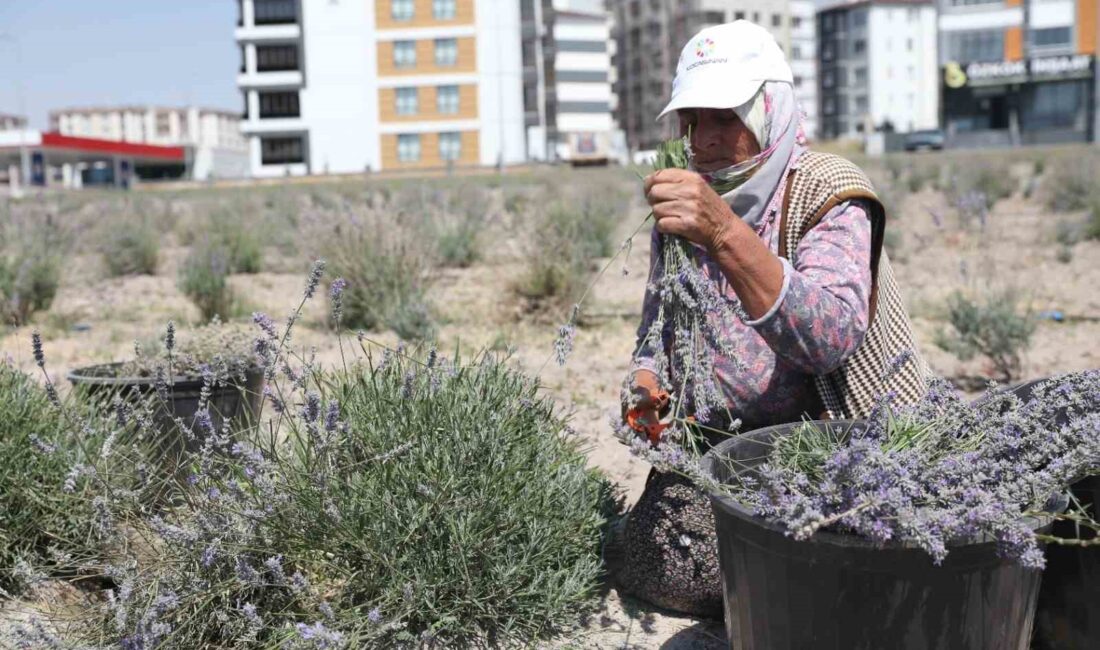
[981,376,1100,650]
[702,420,1046,650]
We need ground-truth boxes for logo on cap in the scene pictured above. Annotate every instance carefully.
[694,37,715,59]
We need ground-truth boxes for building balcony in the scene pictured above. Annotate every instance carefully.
[237,70,305,89]
[239,116,306,135]
[234,23,301,43]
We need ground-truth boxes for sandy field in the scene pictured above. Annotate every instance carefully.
[2,147,1098,648]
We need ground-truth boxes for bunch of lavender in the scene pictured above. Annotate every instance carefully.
[709,371,1100,568]
[625,137,754,441]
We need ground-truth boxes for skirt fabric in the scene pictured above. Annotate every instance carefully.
[614,467,723,619]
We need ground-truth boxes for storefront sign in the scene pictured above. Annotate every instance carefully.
[943,54,1093,88]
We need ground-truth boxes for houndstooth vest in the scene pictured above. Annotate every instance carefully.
[779,151,931,419]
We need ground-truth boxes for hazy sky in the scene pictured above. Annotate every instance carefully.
[0,1,238,128]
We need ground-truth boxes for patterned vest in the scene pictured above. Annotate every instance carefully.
[779,151,931,419]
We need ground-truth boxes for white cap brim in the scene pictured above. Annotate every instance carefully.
[657,74,765,121]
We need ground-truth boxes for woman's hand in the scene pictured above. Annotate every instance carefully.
[644,168,735,254]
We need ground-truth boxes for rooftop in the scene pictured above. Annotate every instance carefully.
[48,105,241,119]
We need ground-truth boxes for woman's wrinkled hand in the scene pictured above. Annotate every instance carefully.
[644,168,736,254]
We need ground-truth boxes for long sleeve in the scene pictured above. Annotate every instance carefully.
[746,200,873,375]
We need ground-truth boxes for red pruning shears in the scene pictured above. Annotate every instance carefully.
[625,389,694,444]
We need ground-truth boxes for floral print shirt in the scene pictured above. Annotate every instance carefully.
[631,146,873,429]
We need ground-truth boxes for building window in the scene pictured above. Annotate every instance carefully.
[822,69,835,87]
[258,91,300,118]
[853,39,866,55]
[395,87,419,115]
[792,16,802,29]
[392,0,415,21]
[794,75,803,88]
[772,14,781,28]
[822,43,834,61]
[261,136,304,164]
[397,134,421,162]
[752,12,760,23]
[852,11,867,28]
[792,45,801,59]
[1030,27,1072,50]
[1022,80,1086,130]
[944,29,1004,63]
[394,40,417,67]
[439,132,462,161]
[256,45,299,72]
[854,67,867,85]
[702,11,724,24]
[855,95,868,113]
[823,97,836,116]
[437,85,460,114]
[435,38,458,66]
[433,0,456,20]
[734,11,745,20]
[253,0,297,25]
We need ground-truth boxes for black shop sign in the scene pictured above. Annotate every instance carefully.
[944,54,1093,89]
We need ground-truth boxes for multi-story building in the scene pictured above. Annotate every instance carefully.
[816,0,939,141]
[48,105,248,179]
[790,0,818,140]
[938,0,1098,147]
[235,0,526,177]
[0,113,27,132]
[521,0,623,162]
[613,1,798,153]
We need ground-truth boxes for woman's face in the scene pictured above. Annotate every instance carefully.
[677,108,761,172]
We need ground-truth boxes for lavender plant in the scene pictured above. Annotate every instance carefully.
[178,238,235,321]
[99,216,160,277]
[935,288,1035,382]
[703,371,1100,568]
[17,261,614,649]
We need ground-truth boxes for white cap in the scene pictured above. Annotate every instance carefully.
[658,21,793,120]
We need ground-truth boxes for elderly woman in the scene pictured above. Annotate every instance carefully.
[615,22,926,617]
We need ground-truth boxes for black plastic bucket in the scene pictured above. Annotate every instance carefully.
[979,378,1099,650]
[67,363,264,460]
[702,420,1046,650]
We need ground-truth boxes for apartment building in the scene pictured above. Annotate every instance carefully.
[521,0,622,162]
[48,105,247,179]
[235,0,526,177]
[816,0,939,140]
[613,1,800,153]
[938,0,1098,147]
[790,0,818,140]
[0,113,27,132]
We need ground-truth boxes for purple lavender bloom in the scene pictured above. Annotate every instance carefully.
[304,260,326,300]
[330,277,348,321]
[367,606,383,625]
[31,330,45,368]
[165,321,176,353]
[295,621,344,649]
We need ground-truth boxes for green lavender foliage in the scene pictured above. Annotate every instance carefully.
[327,214,435,341]
[935,288,1036,381]
[179,239,235,321]
[100,218,160,277]
[0,365,100,594]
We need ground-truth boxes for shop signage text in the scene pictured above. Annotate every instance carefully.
[944,54,1093,88]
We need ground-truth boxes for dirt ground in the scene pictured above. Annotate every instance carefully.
[2,154,1098,648]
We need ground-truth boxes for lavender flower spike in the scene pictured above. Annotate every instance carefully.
[304,259,326,299]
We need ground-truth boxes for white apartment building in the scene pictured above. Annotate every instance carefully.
[817,0,939,140]
[0,113,27,132]
[522,0,624,163]
[790,0,818,140]
[49,105,248,179]
[235,0,526,177]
